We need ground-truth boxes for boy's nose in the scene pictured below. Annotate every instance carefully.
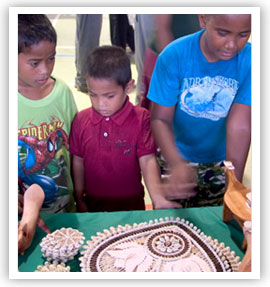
[225,38,237,51]
[99,99,107,109]
[38,62,49,75]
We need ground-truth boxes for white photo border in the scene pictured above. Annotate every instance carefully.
[10,6,260,280]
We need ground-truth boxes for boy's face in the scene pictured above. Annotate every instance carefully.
[86,77,134,117]
[199,14,251,62]
[18,40,56,88]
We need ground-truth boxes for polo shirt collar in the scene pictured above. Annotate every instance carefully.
[91,96,133,126]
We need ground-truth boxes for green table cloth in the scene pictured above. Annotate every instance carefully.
[18,206,244,272]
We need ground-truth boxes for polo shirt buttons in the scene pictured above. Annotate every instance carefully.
[104,132,108,137]
[105,117,110,121]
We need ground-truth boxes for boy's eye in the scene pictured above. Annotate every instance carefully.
[89,93,96,97]
[217,30,228,36]
[30,61,39,67]
[107,95,115,99]
[239,32,250,38]
[48,56,55,62]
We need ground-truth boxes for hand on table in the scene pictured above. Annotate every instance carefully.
[238,221,251,272]
[37,217,51,234]
[18,184,50,255]
[18,221,37,255]
[162,161,197,200]
[18,216,50,255]
[152,195,182,209]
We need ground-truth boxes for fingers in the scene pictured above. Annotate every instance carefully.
[18,217,50,255]
[18,223,29,255]
[37,217,50,234]
[167,201,183,209]
[153,199,183,210]
[161,162,198,200]
[162,182,197,200]
[18,234,25,255]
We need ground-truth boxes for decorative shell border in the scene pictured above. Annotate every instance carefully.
[79,217,241,272]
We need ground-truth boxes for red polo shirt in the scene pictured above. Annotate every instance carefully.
[69,97,156,212]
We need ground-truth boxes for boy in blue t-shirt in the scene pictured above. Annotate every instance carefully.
[148,14,251,207]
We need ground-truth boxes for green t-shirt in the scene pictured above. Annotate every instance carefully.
[18,77,78,213]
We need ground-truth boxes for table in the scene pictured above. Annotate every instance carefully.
[18,206,244,272]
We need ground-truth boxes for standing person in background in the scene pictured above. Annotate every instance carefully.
[18,14,78,213]
[75,14,102,93]
[134,14,155,105]
[154,14,201,52]
[109,14,135,54]
[148,14,251,208]
[140,14,200,109]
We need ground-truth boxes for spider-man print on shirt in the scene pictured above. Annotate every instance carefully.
[18,117,69,207]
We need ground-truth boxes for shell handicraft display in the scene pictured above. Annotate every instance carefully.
[79,217,241,272]
[35,261,70,272]
[40,227,85,263]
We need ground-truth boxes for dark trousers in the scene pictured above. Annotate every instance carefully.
[109,14,135,52]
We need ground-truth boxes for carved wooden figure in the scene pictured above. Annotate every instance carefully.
[222,161,252,271]
[223,161,251,224]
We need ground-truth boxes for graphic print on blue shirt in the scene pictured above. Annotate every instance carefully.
[180,75,239,121]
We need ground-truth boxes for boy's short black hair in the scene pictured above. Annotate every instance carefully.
[18,14,57,53]
[86,45,131,89]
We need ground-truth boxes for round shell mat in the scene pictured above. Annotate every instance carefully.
[79,217,241,272]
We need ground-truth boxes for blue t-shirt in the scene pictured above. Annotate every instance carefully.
[147,30,251,163]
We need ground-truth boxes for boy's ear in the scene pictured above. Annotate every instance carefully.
[125,79,135,94]
[198,14,207,29]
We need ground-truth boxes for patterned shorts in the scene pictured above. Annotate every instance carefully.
[157,151,225,208]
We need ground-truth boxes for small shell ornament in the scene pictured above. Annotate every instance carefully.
[40,227,85,263]
[35,261,70,272]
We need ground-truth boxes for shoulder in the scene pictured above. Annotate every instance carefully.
[53,77,73,94]
[121,104,151,130]
[239,42,251,56]
[161,30,202,56]
[53,77,77,109]
[131,106,152,131]
[236,42,251,80]
[74,107,92,121]
[237,42,251,66]
[71,107,92,130]
[132,105,151,120]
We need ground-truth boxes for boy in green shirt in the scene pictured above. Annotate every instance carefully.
[18,14,77,213]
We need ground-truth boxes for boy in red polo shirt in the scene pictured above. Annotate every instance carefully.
[69,45,180,212]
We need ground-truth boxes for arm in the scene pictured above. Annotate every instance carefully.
[139,154,181,209]
[150,103,197,200]
[18,184,50,255]
[155,14,174,53]
[226,103,251,182]
[151,103,182,167]
[71,154,88,212]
